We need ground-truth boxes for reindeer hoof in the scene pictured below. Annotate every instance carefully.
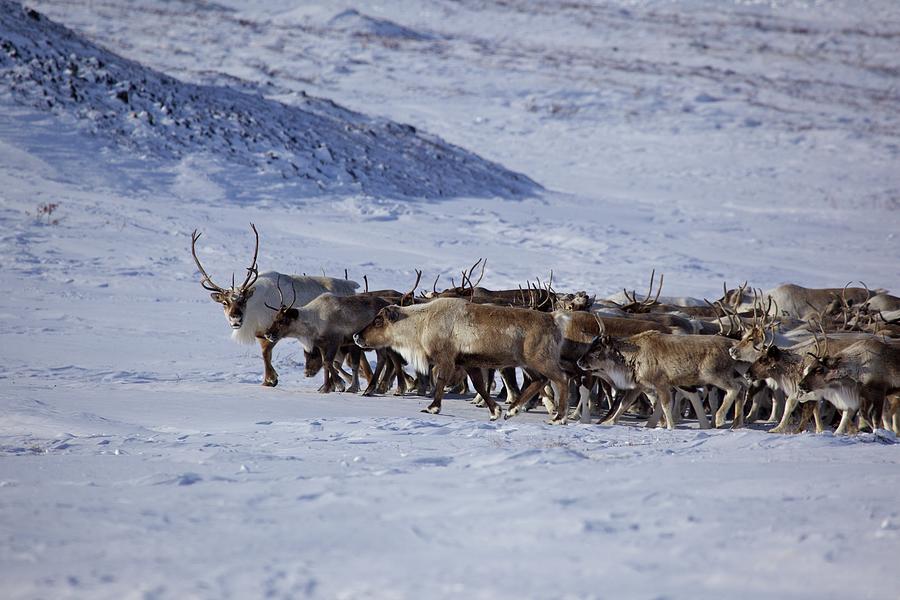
[489,407,502,421]
[505,406,520,420]
[262,378,278,387]
[421,406,440,415]
[547,414,568,425]
[361,388,376,397]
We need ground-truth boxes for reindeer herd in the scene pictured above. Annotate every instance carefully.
[192,225,900,435]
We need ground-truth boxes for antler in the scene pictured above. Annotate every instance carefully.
[237,223,260,293]
[432,274,440,295]
[460,258,486,292]
[622,269,664,312]
[646,270,663,307]
[762,297,779,350]
[190,229,227,293]
[265,275,297,312]
[400,269,423,307]
[266,274,285,311]
[807,317,830,360]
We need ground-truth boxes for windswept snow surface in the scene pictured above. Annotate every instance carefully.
[1,1,900,598]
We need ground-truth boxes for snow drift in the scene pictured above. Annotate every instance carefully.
[0,2,537,199]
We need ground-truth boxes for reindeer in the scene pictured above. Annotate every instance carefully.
[743,333,881,433]
[427,259,561,311]
[798,336,900,434]
[577,331,749,430]
[261,277,391,393]
[190,224,358,386]
[554,311,680,422]
[354,298,571,423]
[720,283,883,320]
[554,291,595,312]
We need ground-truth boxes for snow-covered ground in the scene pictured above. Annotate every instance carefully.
[1,1,899,598]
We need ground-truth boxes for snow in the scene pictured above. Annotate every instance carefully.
[1,0,899,598]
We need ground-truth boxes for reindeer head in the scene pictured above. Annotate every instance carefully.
[718,280,751,309]
[191,224,260,330]
[354,305,404,349]
[577,329,623,371]
[262,275,302,344]
[747,345,784,381]
[303,349,323,377]
[566,291,595,311]
[728,292,778,361]
[799,331,841,393]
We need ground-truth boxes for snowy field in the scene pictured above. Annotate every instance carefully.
[1,0,900,598]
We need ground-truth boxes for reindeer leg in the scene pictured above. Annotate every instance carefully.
[796,402,815,433]
[257,336,278,387]
[678,387,710,430]
[320,346,343,393]
[334,352,354,385]
[646,388,675,430]
[362,350,387,396]
[601,389,638,425]
[467,368,501,421]
[391,353,409,396]
[770,394,799,434]
[499,367,519,406]
[715,386,739,428]
[812,400,825,433]
[471,368,489,407]
[358,353,374,385]
[345,347,361,394]
[376,356,395,394]
[505,379,546,420]
[423,364,452,414]
[706,387,720,420]
[745,380,767,423]
[768,389,785,423]
[645,393,664,429]
[892,395,900,434]
[547,376,569,425]
[835,409,855,435]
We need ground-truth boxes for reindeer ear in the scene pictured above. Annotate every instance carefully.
[825,356,841,369]
[243,288,255,299]
[767,345,780,358]
[210,292,226,303]
[286,308,300,320]
[384,306,402,323]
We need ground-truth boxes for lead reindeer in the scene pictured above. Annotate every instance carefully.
[191,224,358,386]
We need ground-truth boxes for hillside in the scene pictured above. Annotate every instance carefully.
[0,3,537,199]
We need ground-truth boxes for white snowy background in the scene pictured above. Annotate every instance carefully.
[1,1,899,598]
